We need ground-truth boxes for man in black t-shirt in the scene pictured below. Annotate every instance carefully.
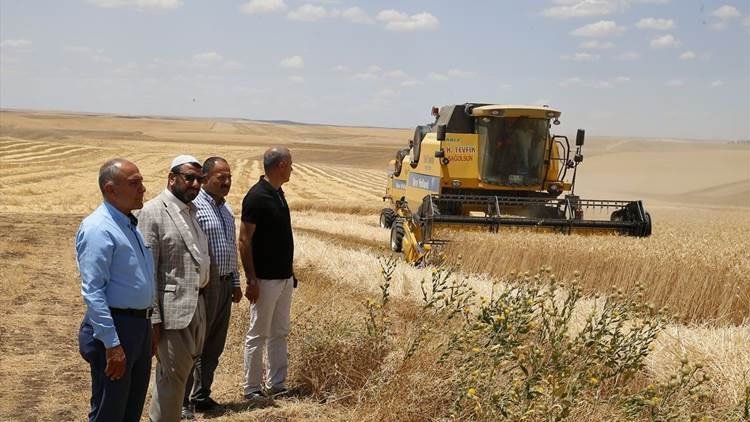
[239,146,295,399]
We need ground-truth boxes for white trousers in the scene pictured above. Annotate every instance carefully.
[243,276,294,395]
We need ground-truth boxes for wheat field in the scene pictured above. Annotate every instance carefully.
[0,110,748,421]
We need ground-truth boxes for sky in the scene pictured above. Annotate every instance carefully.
[1,0,749,141]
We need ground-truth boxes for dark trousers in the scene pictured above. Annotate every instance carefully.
[184,278,232,405]
[79,313,152,422]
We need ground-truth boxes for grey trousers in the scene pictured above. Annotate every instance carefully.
[184,276,233,404]
[149,297,206,422]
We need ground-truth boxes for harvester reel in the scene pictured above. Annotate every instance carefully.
[379,208,396,229]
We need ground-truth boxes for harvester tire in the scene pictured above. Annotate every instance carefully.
[390,219,405,252]
[379,208,396,229]
[641,212,652,237]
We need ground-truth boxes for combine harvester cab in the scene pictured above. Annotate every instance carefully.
[380,103,652,264]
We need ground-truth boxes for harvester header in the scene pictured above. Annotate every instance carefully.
[380,103,652,264]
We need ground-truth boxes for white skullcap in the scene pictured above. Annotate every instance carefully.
[170,154,201,170]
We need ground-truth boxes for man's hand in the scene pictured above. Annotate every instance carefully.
[151,323,162,358]
[105,345,127,381]
[232,286,243,303]
[245,281,259,304]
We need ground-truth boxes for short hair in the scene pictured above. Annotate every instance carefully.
[263,147,291,173]
[98,158,127,194]
[203,156,227,175]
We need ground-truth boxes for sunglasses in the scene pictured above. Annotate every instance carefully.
[175,172,205,183]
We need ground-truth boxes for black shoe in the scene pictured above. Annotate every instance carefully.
[193,397,222,412]
[244,390,265,400]
[180,405,195,420]
[269,386,288,398]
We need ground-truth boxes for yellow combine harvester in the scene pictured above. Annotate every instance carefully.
[380,103,652,263]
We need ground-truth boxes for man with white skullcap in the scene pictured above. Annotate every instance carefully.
[137,155,211,422]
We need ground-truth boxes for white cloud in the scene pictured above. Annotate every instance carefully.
[223,60,244,71]
[579,40,615,49]
[0,39,32,49]
[87,0,182,10]
[499,83,512,90]
[331,65,349,72]
[570,20,626,37]
[616,51,640,60]
[289,75,305,83]
[561,52,600,61]
[665,78,685,87]
[635,17,675,30]
[93,55,113,64]
[559,75,630,88]
[288,4,337,21]
[193,51,223,64]
[353,65,382,80]
[712,5,741,20]
[709,21,728,31]
[353,72,377,80]
[240,0,287,14]
[743,16,750,27]
[650,34,679,48]
[541,0,671,19]
[280,55,304,69]
[428,72,448,81]
[384,69,408,79]
[543,1,622,19]
[679,51,696,60]
[559,77,584,87]
[341,7,374,24]
[447,69,476,78]
[710,80,724,88]
[376,10,439,31]
[400,79,423,87]
[375,88,399,98]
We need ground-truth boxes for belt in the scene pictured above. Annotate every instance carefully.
[110,307,153,318]
[218,273,234,281]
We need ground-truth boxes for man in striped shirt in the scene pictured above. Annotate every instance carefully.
[182,156,242,416]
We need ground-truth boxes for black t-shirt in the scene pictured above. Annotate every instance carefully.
[241,177,294,279]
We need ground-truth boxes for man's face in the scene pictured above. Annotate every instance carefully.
[279,155,293,184]
[203,160,232,199]
[106,161,146,212]
[169,163,203,203]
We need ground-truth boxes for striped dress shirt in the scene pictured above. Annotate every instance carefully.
[194,188,240,287]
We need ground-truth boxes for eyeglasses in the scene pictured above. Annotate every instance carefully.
[175,172,205,183]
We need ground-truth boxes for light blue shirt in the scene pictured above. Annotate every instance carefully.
[76,202,155,348]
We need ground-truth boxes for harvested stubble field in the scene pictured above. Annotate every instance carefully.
[1,110,749,421]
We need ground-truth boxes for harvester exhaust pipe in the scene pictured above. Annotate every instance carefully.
[571,129,585,196]
[434,124,447,158]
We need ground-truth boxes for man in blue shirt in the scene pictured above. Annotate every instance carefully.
[77,158,156,422]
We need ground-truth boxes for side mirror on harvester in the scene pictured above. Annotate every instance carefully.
[576,129,585,146]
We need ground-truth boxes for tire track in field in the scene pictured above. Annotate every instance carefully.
[316,165,384,190]
[316,165,385,192]
[284,163,325,201]
[2,145,97,161]
[295,163,379,201]
[0,140,49,152]
[298,163,368,193]
[1,160,105,186]
[0,142,66,157]
[295,227,388,252]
